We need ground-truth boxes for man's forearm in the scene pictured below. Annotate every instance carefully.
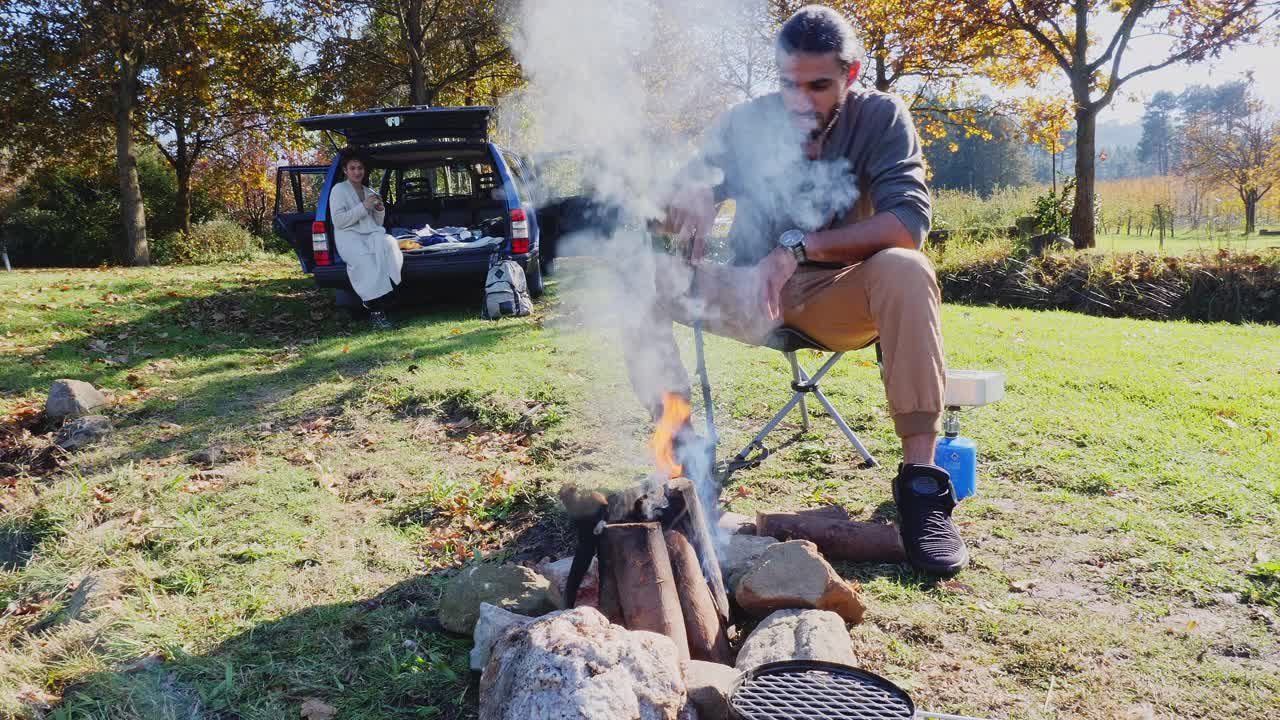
[804,212,918,264]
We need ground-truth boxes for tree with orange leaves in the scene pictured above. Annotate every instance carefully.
[767,0,1050,146]
[960,0,1280,248]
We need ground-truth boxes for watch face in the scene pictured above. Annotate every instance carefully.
[780,230,804,248]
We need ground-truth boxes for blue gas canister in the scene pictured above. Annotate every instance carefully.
[935,407,977,500]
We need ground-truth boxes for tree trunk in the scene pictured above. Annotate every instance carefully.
[873,52,890,92]
[116,44,148,266]
[1244,192,1257,235]
[1072,104,1098,249]
[176,170,193,236]
[408,48,427,105]
[174,122,193,236]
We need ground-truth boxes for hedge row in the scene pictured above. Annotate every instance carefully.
[938,249,1280,324]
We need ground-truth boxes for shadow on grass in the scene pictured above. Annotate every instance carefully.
[6,274,552,474]
[48,514,573,720]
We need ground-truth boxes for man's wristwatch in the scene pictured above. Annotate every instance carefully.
[778,229,808,264]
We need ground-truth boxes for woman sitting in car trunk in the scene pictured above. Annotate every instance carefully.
[329,147,403,329]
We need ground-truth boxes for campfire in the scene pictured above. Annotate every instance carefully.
[553,392,912,663]
[475,395,932,719]
[563,392,733,664]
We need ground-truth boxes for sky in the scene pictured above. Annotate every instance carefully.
[1101,41,1280,124]
[1029,10,1280,125]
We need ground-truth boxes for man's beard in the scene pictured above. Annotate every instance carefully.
[791,110,837,140]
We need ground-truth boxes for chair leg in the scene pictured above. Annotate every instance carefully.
[787,352,810,432]
[811,387,878,467]
[734,391,805,462]
[735,349,879,470]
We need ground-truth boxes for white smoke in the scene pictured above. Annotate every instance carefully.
[500,0,861,553]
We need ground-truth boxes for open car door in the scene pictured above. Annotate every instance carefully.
[273,165,329,267]
[525,152,623,267]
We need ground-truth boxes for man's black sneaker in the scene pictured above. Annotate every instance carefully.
[893,463,969,576]
[368,311,393,331]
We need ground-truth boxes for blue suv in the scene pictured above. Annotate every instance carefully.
[273,106,557,305]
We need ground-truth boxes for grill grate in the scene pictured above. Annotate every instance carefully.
[730,661,915,720]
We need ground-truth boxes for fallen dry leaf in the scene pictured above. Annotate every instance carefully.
[937,579,973,595]
[16,684,57,709]
[316,474,342,497]
[93,486,114,503]
[300,698,338,720]
[284,449,317,465]
[1009,578,1041,593]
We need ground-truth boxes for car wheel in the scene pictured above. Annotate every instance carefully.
[527,256,545,299]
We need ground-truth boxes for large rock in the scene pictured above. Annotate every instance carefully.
[45,380,107,420]
[537,555,600,609]
[735,609,856,671]
[721,535,777,591]
[683,661,740,720]
[480,606,686,720]
[471,602,535,671]
[734,540,865,623]
[54,415,113,451]
[439,564,556,635]
[716,512,755,536]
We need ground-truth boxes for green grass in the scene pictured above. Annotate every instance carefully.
[2,260,1279,719]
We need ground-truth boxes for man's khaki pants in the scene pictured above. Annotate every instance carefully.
[621,247,946,439]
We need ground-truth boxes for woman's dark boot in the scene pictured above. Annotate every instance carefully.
[368,310,393,330]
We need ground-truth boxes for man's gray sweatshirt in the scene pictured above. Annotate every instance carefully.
[697,87,932,265]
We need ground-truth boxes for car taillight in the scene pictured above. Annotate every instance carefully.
[510,208,529,254]
[312,220,330,266]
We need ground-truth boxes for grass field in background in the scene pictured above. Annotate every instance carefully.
[1092,230,1279,255]
[932,179,1280,256]
[1,260,1278,719]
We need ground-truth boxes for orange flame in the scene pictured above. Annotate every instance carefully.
[650,392,690,480]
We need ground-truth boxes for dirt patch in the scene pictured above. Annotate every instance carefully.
[1017,579,1132,619]
[1159,608,1230,635]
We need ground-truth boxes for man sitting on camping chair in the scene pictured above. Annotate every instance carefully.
[622,5,966,576]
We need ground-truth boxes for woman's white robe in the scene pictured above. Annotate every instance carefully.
[329,180,403,302]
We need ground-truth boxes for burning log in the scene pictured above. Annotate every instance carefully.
[599,522,690,663]
[558,484,608,609]
[755,510,906,563]
[662,478,731,626]
[664,529,732,664]
[595,555,624,625]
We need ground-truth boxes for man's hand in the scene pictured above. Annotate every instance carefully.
[757,247,797,322]
[662,186,716,263]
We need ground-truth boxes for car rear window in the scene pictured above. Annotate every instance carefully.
[380,160,496,203]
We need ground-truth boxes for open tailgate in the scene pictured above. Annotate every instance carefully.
[299,106,491,146]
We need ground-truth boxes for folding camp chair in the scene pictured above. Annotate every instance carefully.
[727,327,881,476]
